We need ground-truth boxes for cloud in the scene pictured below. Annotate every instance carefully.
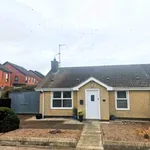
[0,0,150,75]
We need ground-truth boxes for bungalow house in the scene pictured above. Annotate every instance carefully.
[36,59,150,120]
[0,64,11,88]
[29,70,45,84]
[3,62,36,87]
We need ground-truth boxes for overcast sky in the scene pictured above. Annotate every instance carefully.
[0,0,150,75]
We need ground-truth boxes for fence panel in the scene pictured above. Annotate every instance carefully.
[9,91,40,114]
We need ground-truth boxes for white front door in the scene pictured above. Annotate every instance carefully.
[86,89,100,119]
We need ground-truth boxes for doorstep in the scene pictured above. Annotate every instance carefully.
[25,116,69,121]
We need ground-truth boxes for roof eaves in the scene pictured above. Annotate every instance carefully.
[113,87,150,91]
[35,88,73,91]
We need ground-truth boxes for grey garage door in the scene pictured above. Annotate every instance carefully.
[9,91,40,114]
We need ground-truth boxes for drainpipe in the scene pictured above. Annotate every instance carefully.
[41,90,45,119]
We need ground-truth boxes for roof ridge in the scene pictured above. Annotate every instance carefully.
[34,71,45,78]
[4,61,33,77]
[29,70,44,78]
[60,63,150,69]
[0,64,11,73]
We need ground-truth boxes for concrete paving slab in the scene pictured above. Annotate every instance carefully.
[76,122,104,150]
[82,131,101,134]
[77,146,104,150]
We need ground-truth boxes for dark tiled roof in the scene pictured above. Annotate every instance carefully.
[37,64,150,88]
[0,64,11,73]
[30,70,44,79]
[4,62,34,77]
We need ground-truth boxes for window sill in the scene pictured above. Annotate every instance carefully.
[116,108,130,111]
[51,107,73,110]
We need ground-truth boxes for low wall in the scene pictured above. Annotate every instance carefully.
[0,137,77,149]
[104,140,150,150]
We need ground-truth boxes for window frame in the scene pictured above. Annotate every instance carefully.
[14,76,18,82]
[51,91,73,109]
[25,76,28,83]
[115,91,130,110]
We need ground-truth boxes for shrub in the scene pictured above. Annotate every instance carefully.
[0,107,20,133]
[1,85,36,99]
[78,111,84,116]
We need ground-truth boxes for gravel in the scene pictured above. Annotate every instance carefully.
[101,121,150,142]
[0,129,81,140]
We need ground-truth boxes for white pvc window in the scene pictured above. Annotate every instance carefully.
[51,91,73,109]
[115,91,130,110]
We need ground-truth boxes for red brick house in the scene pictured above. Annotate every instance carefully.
[3,62,36,86]
[29,70,44,84]
[0,64,11,88]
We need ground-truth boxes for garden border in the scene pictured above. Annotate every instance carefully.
[103,140,150,150]
[0,137,77,148]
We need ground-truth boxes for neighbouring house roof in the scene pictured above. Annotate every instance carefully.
[3,62,34,77]
[29,70,45,79]
[0,64,11,73]
[36,64,150,89]
[34,71,45,78]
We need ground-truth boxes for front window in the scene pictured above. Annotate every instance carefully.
[32,78,35,83]
[25,76,28,83]
[5,73,8,82]
[116,91,129,110]
[52,91,72,109]
[15,76,18,82]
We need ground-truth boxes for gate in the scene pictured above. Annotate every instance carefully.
[9,91,40,114]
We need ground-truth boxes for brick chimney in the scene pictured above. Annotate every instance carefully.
[51,58,59,73]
